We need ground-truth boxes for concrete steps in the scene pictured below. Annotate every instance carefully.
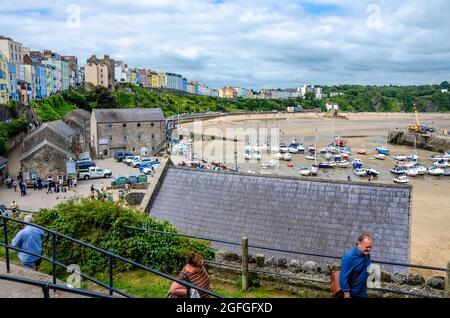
[0,260,85,298]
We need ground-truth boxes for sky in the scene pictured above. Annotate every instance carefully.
[1,0,449,89]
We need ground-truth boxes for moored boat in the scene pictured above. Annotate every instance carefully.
[352,158,363,168]
[299,168,311,176]
[393,175,409,183]
[357,150,367,155]
[375,154,386,160]
[394,154,407,161]
[376,146,390,155]
[354,168,367,177]
[391,167,407,175]
[365,168,379,176]
[406,168,419,177]
[428,167,444,176]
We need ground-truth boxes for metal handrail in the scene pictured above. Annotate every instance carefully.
[0,273,118,298]
[121,225,448,272]
[0,214,224,298]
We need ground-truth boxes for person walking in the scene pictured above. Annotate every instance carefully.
[46,181,53,194]
[338,234,373,298]
[11,215,45,271]
[12,179,17,192]
[10,200,19,215]
[90,184,95,199]
[73,177,77,188]
[169,253,212,298]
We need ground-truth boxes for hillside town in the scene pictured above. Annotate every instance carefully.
[0,35,328,106]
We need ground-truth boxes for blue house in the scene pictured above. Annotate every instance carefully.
[7,62,19,102]
[34,64,47,99]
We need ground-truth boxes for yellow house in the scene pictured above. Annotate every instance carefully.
[150,71,159,88]
[158,72,167,88]
[131,70,137,84]
[0,50,9,104]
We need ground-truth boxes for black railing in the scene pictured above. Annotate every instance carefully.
[120,225,448,298]
[0,273,118,298]
[0,213,224,299]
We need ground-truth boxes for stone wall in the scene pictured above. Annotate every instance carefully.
[388,129,450,153]
[21,144,69,180]
[211,250,446,298]
[23,127,74,154]
[125,192,146,205]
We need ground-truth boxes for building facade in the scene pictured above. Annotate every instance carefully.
[0,51,9,104]
[7,62,18,101]
[0,36,23,64]
[90,108,166,158]
[84,62,109,88]
[42,58,69,91]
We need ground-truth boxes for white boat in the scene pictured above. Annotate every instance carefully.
[244,150,261,160]
[283,153,292,161]
[273,152,283,160]
[433,160,450,168]
[365,168,380,176]
[310,166,318,175]
[428,167,444,176]
[354,168,367,177]
[271,146,280,153]
[406,168,419,177]
[414,165,427,175]
[319,147,327,154]
[299,168,311,176]
[288,146,299,154]
[305,155,316,160]
[261,160,278,169]
[394,154,407,161]
[407,155,419,162]
[431,154,450,161]
[352,158,363,168]
[279,144,289,153]
[394,175,409,183]
[375,154,386,160]
[337,160,349,168]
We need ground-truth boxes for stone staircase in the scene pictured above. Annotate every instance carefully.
[0,260,85,298]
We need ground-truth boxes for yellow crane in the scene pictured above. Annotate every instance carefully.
[408,104,422,133]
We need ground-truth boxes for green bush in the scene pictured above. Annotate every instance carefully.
[31,95,75,122]
[35,199,214,275]
[0,117,29,156]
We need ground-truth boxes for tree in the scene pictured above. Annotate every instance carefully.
[440,81,449,89]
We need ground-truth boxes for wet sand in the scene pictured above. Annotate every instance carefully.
[183,112,450,276]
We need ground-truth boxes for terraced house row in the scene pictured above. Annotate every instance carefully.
[0,35,80,105]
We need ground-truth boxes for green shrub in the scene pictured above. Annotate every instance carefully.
[35,199,214,275]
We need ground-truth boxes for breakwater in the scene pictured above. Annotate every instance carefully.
[388,129,450,153]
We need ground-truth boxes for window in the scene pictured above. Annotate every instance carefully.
[151,123,154,127]
[137,123,141,127]
[132,147,136,151]
[123,136,128,140]
[151,134,155,139]
[106,123,112,128]
[138,135,141,140]
[123,123,127,128]
[108,136,113,141]
[103,149,108,156]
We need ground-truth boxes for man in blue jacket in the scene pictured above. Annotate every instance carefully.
[11,215,45,271]
[339,234,373,298]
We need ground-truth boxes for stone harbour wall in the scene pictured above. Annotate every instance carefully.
[388,129,450,153]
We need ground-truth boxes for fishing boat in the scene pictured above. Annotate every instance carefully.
[319,148,328,154]
[352,158,363,169]
[428,167,445,176]
[297,144,305,153]
[310,165,318,175]
[299,168,311,176]
[414,165,427,175]
[279,143,289,153]
[273,152,283,160]
[394,154,407,161]
[305,154,316,160]
[261,160,278,169]
[406,168,419,177]
[319,161,336,169]
[393,175,409,184]
[407,155,419,162]
[374,154,386,160]
[431,154,450,161]
[376,147,390,155]
[337,160,350,168]
[326,145,338,154]
[271,145,280,153]
[353,168,367,177]
[288,143,299,153]
[433,160,450,168]
[357,150,367,155]
[391,167,407,175]
[283,153,292,161]
[307,145,316,154]
[365,168,380,177]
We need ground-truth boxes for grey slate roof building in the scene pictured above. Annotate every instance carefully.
[146,167,412,273]
[92,108,165,123]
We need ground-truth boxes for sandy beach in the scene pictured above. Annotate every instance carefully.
[182,112,450,276]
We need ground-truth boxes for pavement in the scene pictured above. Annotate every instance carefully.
[0,158,156,212]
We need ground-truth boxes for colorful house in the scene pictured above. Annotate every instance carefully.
[150,71,159,88]
[0,51,9,104]
[7,62,18,101]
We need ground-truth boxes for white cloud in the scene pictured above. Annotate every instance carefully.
[0,0,449,89]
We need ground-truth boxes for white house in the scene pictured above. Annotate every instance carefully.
[326,103,339,111]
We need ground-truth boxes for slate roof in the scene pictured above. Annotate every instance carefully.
[93,108,165,123]
[23,120,76,143]
[20,139,75,161]
[147,167,412,273]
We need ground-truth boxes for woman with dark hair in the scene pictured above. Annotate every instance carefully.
[169,253,212,298]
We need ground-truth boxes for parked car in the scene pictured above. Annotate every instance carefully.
[124,156,140,165]
[142,164,160,175]
[114,152,135,162]
[131,157,155,168]
[78,167,112,180]
[77,156,91,162]
[76,161,96,169]
[138,160,160,171]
